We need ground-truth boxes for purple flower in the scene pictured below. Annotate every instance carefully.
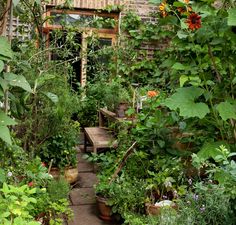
[162,195,168,199]
[193,194,199,201]
[200,205,206,212]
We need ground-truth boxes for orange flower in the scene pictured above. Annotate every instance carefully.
[186,13,201,30]
[147,91,159,98]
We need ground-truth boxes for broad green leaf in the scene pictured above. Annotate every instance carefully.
[180,19,188,29]
[0,126,12,145]
[1,211,10,218]
[43,92,58,103]
[216,101,236,121]
[228,8,236,26]
[0,168,6,183]
[0,60,4,73]
[0,112,17,126]
[0,77,9,91]
[173,1,185,7]
[197,141,228,161]
[172,62,186,70]
[180,75,188,87]
[164,87,210,119]
[4,73,32,93]
[0,37,12,59]
[2,182,9,193]
[177,30,188,39]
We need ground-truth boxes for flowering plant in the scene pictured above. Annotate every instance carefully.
[175,182,235,225]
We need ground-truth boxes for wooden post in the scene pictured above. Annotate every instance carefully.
[1,0,11,36]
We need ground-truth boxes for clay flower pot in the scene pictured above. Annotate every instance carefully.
[96,195,112,221]
[49,166,78,184]
[145,200,177,216]
[64,166,79,184]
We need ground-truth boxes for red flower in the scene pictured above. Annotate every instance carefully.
[41,162,46,167]
[186,13,201,30]
[28,181,34,187]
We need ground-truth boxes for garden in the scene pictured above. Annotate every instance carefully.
[0,0,236,224]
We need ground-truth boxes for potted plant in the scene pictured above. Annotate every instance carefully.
[40,121,80,184]
[94,174,114,221]
[144,156,186,216]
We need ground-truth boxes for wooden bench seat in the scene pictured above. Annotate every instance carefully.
[84,127,117,153]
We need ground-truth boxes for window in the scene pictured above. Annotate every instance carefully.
[43,8,119,87]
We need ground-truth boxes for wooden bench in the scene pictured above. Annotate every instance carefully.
[84,127,117,154]
[84,108,124,154]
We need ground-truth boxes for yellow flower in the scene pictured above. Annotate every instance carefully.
[159,2,167,12]
[159,1,168,17]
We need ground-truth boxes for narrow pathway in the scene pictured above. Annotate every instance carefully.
[68,149,113,225]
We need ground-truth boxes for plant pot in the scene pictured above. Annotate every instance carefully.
[116,102,128,118]
[49,167,61,179]
[49,167,78,184]
[64,166,78,184]
[96,195,112,221]
[145,201,177,216]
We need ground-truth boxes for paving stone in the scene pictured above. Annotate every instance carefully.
[78,152,89,163]
[70,188,96,205]
[78,172,98,188]
[78,162,94,172]
[68,205,113,225]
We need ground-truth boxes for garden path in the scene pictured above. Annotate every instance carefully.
[68,144,116,225]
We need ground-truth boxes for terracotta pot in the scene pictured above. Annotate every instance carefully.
[49,167,61,179]
[145,202,177,216]
[96,195,112,221]
[64,166,78,184]
[49,167,78,184]
[116,102,128,118]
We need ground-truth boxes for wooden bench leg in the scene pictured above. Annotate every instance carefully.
[84,132,87,152]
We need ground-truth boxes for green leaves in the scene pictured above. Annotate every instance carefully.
[216,101,236,121]
[43,92,59,103]
[0,112,17,126]
[0,37,12,60]
[0,61,4,73]
[0,112,17,145]
[227,8,236,26]
[3,73,33,93]
[164,87,210,119]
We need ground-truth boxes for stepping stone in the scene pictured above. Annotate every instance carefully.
[70,188,96,205]
[68,205,111,225]
[78,152,90,163]
[78,162,94,172]
[78,172,98,188]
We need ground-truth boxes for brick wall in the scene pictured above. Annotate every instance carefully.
[122,0,157,21]
[47,0,121,9]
